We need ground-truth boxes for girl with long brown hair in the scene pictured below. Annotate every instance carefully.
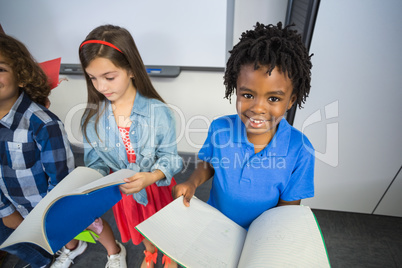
[79,25,182,268]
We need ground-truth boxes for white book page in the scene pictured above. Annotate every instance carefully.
[136,196,247,268]
[72,169,136,194]
[237,206,330,268]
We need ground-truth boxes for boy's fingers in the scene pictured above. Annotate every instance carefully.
[183,195,191,207]
[172,186,183,199]
[172,184,194,206]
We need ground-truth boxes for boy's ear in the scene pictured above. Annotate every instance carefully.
[287,94,297,110]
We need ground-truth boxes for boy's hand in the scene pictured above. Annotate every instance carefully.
[119,172,158,195]
[2,211,24,229]
[172,181,196,207]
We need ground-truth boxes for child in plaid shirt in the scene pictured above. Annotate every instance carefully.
[0,33,85,268]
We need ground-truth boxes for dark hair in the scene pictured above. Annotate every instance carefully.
[0,33,50,106]
[224,22,313,108]
[79,25,165,140]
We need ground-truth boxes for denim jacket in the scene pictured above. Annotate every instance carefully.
[83,92,183,205]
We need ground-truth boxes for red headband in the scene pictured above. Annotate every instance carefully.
[80,40,123,53]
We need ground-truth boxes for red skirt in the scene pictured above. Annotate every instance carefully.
[112,178,177,245]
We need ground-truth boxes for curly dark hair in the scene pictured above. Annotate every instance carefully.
[224,22,313,108]
[0,33,50,106]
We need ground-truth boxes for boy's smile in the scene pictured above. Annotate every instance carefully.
[236,64,296,149]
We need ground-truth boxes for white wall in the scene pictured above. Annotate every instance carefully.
[48,0,288,155]
[294,0,402,215]
[233,0,288,45]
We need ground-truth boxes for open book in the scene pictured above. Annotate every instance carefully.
[136,196,330,268]
[0,167,135,254]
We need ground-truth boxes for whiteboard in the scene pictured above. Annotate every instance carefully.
[0,0,230,68]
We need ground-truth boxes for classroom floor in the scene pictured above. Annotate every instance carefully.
[2,162,402,268]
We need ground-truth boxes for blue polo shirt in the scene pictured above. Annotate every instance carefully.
[198,115,314,229]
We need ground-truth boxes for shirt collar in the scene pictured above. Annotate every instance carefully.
[232,115,291,156]
[265,118,291,157]
[233,115,248,144]
[0,92,30,129]
[131,91,150,118]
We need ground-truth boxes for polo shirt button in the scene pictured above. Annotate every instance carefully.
[116,143,120,147]
[131,131,135,134]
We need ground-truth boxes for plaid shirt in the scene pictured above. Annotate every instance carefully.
[0,92,74,218]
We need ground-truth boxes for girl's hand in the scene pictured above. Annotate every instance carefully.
[119,171,162,195]
[172,181,197,207]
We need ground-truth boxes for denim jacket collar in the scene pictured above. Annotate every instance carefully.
[131,92,150,118]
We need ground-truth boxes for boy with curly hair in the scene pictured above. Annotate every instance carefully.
[173,22,315,229]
